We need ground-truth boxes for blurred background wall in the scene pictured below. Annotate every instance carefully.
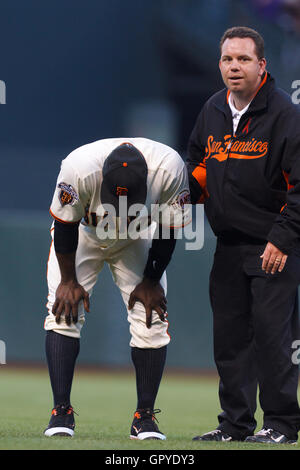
[0,0,299,369]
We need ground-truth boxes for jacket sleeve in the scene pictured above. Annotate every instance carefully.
[267,106,300,254]
[186,108,208,205]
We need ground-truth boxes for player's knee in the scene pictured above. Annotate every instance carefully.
[129,318,170,349]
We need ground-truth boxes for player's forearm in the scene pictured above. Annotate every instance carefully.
[143,226,176,282]
[54,220,79,283]
[56,252,78,283]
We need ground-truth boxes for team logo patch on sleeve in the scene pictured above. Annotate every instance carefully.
[172,190,191,210]
[160,189,192,228]
[57,182,79,207]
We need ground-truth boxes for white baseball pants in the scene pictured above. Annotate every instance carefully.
[44,224,170,349]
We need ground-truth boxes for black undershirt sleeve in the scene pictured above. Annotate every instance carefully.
[53,220,80,254]
[143,225,177,282]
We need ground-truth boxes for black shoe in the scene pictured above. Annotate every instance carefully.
[130,408,166,440]
[193,429,235,442]
[44,404,76,437]
[245,428,297,445]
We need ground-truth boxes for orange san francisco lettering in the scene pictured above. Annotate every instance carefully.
[205,134,268,161]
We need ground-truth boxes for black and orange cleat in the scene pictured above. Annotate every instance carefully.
[44,404,76,437]
[130,408,166,440]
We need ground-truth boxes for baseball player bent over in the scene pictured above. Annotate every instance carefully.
[43,137,191,439]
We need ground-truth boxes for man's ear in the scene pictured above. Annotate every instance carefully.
[259,57,267,76]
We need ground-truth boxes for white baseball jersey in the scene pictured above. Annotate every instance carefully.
[50,137,191,247]
[45,137,191,346]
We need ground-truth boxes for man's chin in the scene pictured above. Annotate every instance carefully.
[227,82,244,92]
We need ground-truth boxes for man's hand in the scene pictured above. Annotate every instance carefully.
[128,278,167,329]
[52,280,90,326]
[260,242,288,274]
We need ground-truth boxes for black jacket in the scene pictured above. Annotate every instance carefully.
[187,73,300,254]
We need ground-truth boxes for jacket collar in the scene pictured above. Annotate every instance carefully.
[213,72,274,115]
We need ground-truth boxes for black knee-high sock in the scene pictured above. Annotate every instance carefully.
[45,330,80,407]
[131,346,167,410]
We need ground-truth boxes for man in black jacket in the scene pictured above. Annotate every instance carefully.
[187,26,300,444]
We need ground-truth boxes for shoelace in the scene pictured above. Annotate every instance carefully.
[135,408,161,423]
[151,409,161,423]
[205,430,221,436]
[52,405,79,416]
[256,428,273,436]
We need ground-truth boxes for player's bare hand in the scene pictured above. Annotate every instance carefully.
[53,280,90,326]
[128,278,167,329]
[260,242,288,274]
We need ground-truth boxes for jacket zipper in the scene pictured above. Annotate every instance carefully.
[222,112,251,217]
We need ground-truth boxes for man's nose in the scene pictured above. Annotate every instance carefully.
[230,59,240,71]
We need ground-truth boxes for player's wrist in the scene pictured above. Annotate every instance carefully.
[142,276,161,286]
[59,277,79,286]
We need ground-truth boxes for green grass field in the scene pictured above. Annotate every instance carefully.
[0,366,299,451]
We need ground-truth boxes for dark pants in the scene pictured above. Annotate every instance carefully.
[209,239,300,440]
